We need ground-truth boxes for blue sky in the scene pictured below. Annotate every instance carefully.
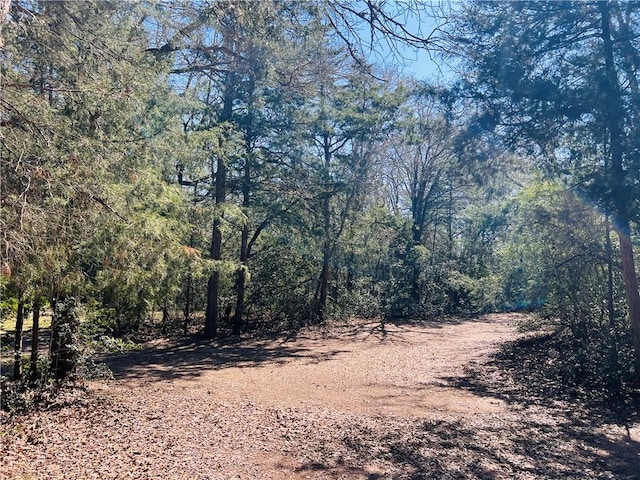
[361,10,455,84]
[385,42,453,83]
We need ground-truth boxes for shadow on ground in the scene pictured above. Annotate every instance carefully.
[101,334,351,383]
[283,323,640,479]
[440,330,640,425]
[291,412,640,479]
[284,330,640,479]
[99,315,640,478]
[282,314,497,345]
[101,315,498,383]
[3,316,478,378]
[403,330,640,480]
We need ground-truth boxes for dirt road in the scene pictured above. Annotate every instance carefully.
[2,314,639,479]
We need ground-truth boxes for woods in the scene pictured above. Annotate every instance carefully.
[1,0,640,404]
[2,2,640,479]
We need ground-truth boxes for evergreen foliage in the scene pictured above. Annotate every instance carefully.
[1,0,638,395]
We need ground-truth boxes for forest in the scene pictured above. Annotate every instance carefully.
[1,1,640,478]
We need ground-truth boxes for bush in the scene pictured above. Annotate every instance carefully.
[491,182,638,394]
[495,316,637,401]
[0,295,18,321]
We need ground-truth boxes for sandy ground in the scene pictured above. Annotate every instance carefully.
[2,313,639,479]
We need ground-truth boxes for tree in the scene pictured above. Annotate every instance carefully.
[449,0,640,375]
[149,1,242,339]
[2,0,183,379]
[154,0,320,336]
[297,56,400,321]
[324,0,447,63]
[383,87,459,247]
[226,1,318,335]
[146,0,457,332]
[498,181,633,388]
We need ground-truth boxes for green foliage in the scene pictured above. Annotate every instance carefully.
[0,375,93,414]
[1,378,35,414]
[0,295,19,321]
[450,0,640,378]
[496,324,636,401]
[491,181,636,390]
[1,1,194,345]
[49,297,81,381]
[382,248,482,320]
[1,1,637,404]
[497,182,610,313]
[246,229,317,329]
[76,354,115,382]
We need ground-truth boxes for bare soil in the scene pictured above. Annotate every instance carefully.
[2,313,639,479]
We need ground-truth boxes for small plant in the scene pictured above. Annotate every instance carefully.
[0,296,19,324]
[0,375,54,413]
[76,353,114,381]
[93,335,142,354]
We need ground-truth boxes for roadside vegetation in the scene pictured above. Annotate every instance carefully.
[1,4,639,472]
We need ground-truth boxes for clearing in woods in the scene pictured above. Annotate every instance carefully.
[2,313,639,479]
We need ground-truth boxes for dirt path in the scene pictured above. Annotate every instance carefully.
[2,314,639,479]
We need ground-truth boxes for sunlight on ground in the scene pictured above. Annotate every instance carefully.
[0,313,52,334]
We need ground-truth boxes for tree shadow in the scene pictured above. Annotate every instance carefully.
[408,331,640,479]
[101,334,351,383]
[100,314,506,384]
[300,315,494,345]
[246,317,444,346]
[1,328,51,378]
[285,326,639,479]
[439,331,640,426]
[360,313,514,343]
[290,407,640,479]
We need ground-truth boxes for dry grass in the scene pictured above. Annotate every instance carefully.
[0,314,52,335]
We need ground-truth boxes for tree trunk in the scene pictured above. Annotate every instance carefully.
[605,216,620,390]
[12,294,25,381]
[600,1,640,377]
[204,248,220,339]
[180,177,198,335]
[346,252,354,292]
[204,273,218,338]
[316,244,331,321]
[232,128,252,336]
[183,274,192,335]
[30,296,42,382]
[161,300,170,334]
[49,297,79,382]
[232,267,246,336]
[315,130,333,322]
[232,222,249,336]
[447,184,454,260]
[204,176,225,339]
[617,222,640,376]
[605,216,615,329]
[204,71,233,339]
[315,185,331,322]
